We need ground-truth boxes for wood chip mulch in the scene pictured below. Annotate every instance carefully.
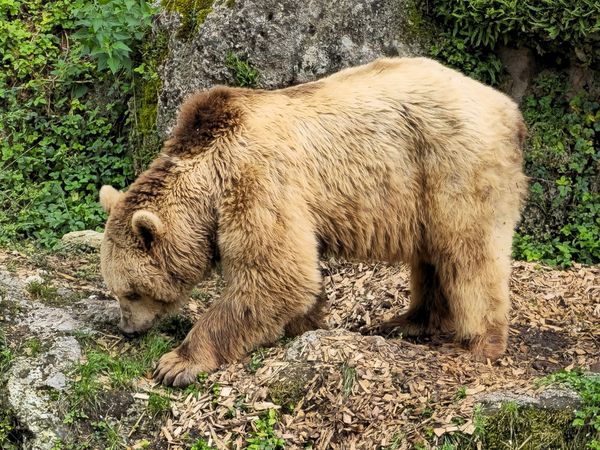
[154,260,599,449]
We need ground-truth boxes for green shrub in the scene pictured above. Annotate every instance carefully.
[0,0,156,247]
[246,409,285,450]
[429,33,504,85]
[430,0,600,65]
[515,73,599,265]
[72,0,155,74]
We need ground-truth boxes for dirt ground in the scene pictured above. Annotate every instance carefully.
[1,249,598,449]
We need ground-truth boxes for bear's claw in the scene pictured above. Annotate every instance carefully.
[153,350,202,387]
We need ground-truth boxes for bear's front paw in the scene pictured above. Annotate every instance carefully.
[153,349,210,387]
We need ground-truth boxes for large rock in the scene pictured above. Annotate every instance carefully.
[156,0,427,135]
[474,387,592,449]
[0,270,118,449]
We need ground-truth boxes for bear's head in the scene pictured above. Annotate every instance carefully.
[98,161,218,334]
[99,87,243,334]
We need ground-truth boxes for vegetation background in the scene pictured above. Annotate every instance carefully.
[0,0,598,267]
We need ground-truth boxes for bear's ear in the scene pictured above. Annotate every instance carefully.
[131,210,165,250]
[99,185,124,215]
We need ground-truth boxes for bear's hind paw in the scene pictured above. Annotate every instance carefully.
[370,315,428,338]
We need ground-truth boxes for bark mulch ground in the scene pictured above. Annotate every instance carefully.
[2,250,598,449]
[151,260,599,449]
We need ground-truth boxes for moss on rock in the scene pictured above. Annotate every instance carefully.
[401,0,434,49]
[131,30,170,172]
[268,365,314,413]
[161,0,215,39]
[480,402,590,449]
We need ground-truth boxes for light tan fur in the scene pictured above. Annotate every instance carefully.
[99,57,528,387]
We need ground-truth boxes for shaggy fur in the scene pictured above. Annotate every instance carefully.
[99,57,528,387]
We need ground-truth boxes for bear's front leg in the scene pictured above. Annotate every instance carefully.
[154,207,322,386]
[154,271,321,386]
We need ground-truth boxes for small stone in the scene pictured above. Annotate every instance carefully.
[45,372,67,391]
[24,274,44,285]
[61,230,104,250]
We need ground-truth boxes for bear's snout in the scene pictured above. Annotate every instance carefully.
[118,317,153,335]
[117,305,156,335]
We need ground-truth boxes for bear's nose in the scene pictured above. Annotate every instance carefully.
[118,319,139,336]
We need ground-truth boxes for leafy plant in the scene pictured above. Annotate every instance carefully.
[430,0,600,65]
[190,439,216,450]
[72,0,155,74]
[514,73,599,265]
[246,409,285,450]
[429,32,504,85]
[0,0,156,248]
[147,393,171,417]
[225,52,260,87]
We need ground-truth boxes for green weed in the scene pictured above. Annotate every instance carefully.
[91,420,122,449]
[246,409,285,450]
[247,348,268,373]
[341,363,357,397]
[147,393,171,417]
[190,438,216,449]
[23,338,44,357]
[26,279,59,303]
[0,331,13,376]
[69,331,173,407]
[453,386,467,402]
[225,52,260,87]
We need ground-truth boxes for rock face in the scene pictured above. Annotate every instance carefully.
[0,270,119,450]
[156,0,427,135]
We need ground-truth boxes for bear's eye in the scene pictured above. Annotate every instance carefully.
[123,292,141,302]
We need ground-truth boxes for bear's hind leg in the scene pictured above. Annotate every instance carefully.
[378,260,451,337]
[436,245,511,361]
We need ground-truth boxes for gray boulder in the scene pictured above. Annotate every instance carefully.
[61,230,103,251]
[156,0,427,135]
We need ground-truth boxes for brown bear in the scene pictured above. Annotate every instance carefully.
[99,57,528,387]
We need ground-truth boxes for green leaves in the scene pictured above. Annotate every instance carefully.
[225,52,260,88]
[72,0,155,74]
[246,409,285,450]
[432,0,600,64]
[513,74,599,266]
[0,0,141,247]
[429,33,503,85]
